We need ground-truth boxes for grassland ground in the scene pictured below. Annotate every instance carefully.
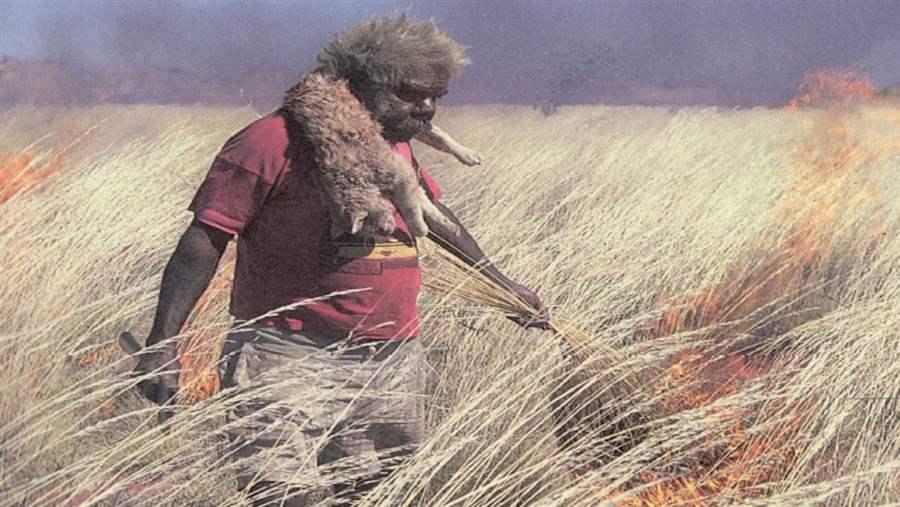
[1,96,898,505]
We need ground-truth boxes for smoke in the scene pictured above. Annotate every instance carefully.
[2,0,899,106]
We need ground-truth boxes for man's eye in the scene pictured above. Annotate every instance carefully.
[395,87,436,103]
[398,92,425,103]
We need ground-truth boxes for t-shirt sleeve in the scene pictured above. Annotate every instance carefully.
[188,156,273,236]
[188,116,287,236]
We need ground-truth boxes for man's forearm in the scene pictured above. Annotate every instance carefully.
[146,224,228,346]
[425,201,514,289]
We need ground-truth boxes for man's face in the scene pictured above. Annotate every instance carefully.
[353,81,446,143]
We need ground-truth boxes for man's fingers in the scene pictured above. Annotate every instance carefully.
[524,317,552,331]
[507,314,531,328]
[118,331,142,355]
[510,286,548,317]
[134,358,179,405]
[137,378,161,402]
[527,319,552,330]
[136,378,177,404]
[507,313,552,331]
[156,381,177,406]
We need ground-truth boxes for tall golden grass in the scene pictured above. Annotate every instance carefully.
[1,95,899,506]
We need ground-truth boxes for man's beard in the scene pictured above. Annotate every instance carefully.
[355,89,428,142]
[378,114,427,142]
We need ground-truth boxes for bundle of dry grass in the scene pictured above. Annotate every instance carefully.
[420,237,637,390]
[420,237,654,471]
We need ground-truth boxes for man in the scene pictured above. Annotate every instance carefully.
[136,15,548,506]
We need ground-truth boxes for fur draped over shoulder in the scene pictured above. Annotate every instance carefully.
[281,72,457,239]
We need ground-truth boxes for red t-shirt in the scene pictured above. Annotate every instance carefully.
[188,112,443,340]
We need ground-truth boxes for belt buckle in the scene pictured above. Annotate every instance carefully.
[328,335,355,355]
[334,339,377,358]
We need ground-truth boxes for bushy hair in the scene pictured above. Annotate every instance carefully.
[315,14,468,94]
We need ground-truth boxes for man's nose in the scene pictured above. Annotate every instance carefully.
[412,98,435,120]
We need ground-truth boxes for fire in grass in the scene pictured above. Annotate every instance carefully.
[787,68,877,110]
[0,147,64,204]
[615,69,894,505]
[612,350,805,506]
[1,123,98,205]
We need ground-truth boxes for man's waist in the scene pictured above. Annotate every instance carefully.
[230,321,416,361]
[333,338,413,361]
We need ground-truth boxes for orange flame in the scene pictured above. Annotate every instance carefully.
[78,343,120,368]
[625,69,890,505]
[787,68,877,110]
[0,149,64,204]
[1,123,96,205]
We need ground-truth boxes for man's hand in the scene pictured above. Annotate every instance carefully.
[506,282,552,330]
[127,221,229,407]
[132,340,180,405]
[423,201,552,331]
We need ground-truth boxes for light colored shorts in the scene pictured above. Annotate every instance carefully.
[218,324,426,493]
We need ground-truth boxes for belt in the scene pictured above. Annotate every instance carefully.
[336,338,412,361]
[228,321,414,361]
[333,241,417,260]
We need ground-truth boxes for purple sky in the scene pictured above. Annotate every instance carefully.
[2,0,898,105]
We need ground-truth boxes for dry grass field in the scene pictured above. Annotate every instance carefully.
[1,72,899,506]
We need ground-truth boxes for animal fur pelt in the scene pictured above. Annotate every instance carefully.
[283,72,458,240]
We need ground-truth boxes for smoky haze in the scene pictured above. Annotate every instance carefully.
[2,0,899,108]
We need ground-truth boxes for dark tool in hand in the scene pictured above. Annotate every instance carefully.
[119,331,178,424]
[118,331,143,355]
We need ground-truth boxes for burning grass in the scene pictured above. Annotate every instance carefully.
[1,79,899,505]
[0,148,63,204]
[0,124,97,205]
[584,69,900,505]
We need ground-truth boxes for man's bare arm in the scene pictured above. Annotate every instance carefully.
[425,200,550,328]
[425,200,512,288]
[146,220,232,346]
